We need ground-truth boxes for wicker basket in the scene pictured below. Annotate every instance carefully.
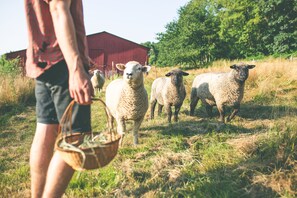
[55,98,121,171]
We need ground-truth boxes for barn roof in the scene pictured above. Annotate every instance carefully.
[3,31,149,56]
[4,31,150,76]
[87,31,150,50]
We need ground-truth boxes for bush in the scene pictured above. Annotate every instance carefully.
[0,55,22,76]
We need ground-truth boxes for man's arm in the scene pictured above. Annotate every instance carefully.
[48,0,93,104]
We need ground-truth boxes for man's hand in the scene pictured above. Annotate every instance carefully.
[69,66,94,105]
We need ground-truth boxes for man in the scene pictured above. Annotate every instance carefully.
[24,0,93,197]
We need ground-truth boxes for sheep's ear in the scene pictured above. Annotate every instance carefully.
[182,71,189,76]
[142,65,151,73]
[165,72,172,77]
[116,63,126,71]
[247,65,255,69]
[230,65,238,69]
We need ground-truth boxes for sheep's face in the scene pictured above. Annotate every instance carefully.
[93,69,100,76]
[116,61,151,86]
[230,64,255,82]
[165,69,189,86]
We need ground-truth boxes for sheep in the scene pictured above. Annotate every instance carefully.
[91,69,105,95]
[190,63,255,123]
[150,69,189,123]
[105,61,151,145]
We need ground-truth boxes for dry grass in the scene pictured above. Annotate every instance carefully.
[0,75,35,108]
[142,58,297,197]
[1,57,297,197]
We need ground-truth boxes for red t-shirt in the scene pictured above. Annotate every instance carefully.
[24,0,89,78]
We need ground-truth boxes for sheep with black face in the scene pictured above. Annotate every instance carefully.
[150,69,189,123]
[190,63,255,123]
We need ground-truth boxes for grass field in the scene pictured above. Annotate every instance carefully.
[0,58,296,197]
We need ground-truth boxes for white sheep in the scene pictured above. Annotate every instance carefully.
[190,63,255,123]
[91,69,105,95]
[150,69,189,123]
[105,61,151,145]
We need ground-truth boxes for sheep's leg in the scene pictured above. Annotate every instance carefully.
[190,97,199,116]
[217,104,225,123]
[227,105,240,122]
[116,118,126,145]
[106,108,114,129]
[95,88,99,97]
[205,105,213,118]
[157,104,163,116]
[133,117,144,145]
[174,105,182,122]
[150,99,157,120]
[166,105,172,123]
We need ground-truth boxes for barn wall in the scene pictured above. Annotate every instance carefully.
[87,32,149,71]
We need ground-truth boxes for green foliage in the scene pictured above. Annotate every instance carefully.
[0,55,22,76]
[217,0,267,58]
[155,21,181,66]
[142,41,159,65]
[151,0,297,67]
[259,0,297,54]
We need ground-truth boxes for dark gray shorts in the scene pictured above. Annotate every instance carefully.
[35,60,91,133]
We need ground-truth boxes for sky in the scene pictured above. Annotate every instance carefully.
[0,0,189,56]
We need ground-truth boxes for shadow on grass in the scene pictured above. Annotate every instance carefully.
[188,103,297,121]
[0,102,35,128]
[240,103,297,120]
[131,167,278,198]
[125,148,280,198]
[143,119,257,138]
[124,133,291,198]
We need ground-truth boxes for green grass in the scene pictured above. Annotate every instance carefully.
[0,58,297,197]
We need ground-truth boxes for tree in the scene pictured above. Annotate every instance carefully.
[216,0,267,58]
[155,0,222,67]
[259,0,297,54]
[155,21,182,66]
[141,41,158,65]
[177,0,222,65]
[152,0,297,67]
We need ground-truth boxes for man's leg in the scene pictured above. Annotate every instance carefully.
[42,152,74,197]
[30,123,59,198]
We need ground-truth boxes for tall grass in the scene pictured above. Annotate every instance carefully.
[0,55,35,110]
[0,75,35,108]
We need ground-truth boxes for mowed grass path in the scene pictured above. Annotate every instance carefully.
[0,58,297,197]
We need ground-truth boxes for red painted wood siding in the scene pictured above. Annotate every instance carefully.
[87,32,149,71]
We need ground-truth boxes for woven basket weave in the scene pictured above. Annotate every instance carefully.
[55,98,121,171]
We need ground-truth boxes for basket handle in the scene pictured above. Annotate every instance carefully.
[58,98,115,138]
[91,98,115,133]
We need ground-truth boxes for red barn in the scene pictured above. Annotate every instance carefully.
[4,31,150,77]
[88,31,149,75]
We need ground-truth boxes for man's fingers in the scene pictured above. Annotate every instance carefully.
[71,88,92,105]
[70,90,74,99]
[81,89,90,104]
